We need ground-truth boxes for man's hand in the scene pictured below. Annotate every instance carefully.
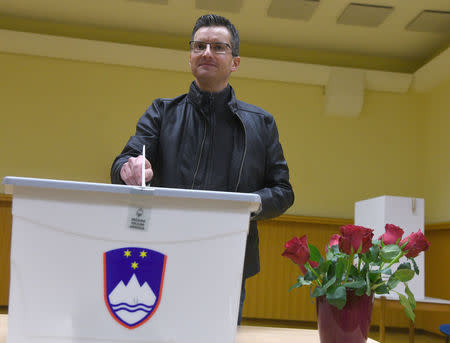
[120,156,153,186]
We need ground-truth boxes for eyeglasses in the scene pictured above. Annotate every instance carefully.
[189,41,232,55]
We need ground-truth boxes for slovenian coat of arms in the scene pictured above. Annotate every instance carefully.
[103,247,167,329]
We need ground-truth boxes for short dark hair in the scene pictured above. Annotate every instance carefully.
[191,14,240,57]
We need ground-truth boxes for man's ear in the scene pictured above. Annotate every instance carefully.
[231,56,240,72]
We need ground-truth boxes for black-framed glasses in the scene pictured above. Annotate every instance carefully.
[189,41,232,55]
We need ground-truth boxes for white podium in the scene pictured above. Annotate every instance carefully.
[355,195,425,300]
[2,177,261,343]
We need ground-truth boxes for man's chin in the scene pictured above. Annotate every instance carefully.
[194,71,217,81]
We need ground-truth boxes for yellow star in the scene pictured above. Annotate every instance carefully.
[131,261,139,269]
[140,250,147,258]
[124,249,131,258]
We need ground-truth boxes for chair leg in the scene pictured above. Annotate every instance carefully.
[408,319,414,343]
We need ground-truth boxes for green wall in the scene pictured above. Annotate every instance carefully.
[1,51,448,222]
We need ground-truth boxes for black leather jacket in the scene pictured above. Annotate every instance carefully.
[111,82,294,278]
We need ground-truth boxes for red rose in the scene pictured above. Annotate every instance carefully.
[400,229,430,258]
[379,224,404,245]
[326,234,341,252]
[338,225,374,254]
[282,235,318,274]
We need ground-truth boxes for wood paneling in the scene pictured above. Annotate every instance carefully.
[425,222,450,300]
[0,195,12,306]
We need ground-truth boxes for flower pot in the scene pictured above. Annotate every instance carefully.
[316,290,374,343]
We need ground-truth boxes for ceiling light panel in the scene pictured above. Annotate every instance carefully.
[406,10,450,34]
[337,3,394,27]
[195,0,244,13]
[267,0,320,21]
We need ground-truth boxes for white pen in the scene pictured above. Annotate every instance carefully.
[141,145,146,187]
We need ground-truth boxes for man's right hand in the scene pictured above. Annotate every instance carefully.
[120,156,153,186]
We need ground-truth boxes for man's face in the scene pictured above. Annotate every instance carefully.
[189,26,240,92]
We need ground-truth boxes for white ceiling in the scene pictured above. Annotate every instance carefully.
[0,0,449,69]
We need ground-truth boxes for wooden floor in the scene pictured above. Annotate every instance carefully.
[242,318,446,343]
[0,307,445,342]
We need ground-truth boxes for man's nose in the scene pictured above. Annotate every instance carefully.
[202,44,213,57]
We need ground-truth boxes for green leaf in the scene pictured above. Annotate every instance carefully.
[380,245,401,261]
[410,258,420,275]
[289,276,311,291]
[335,258,346,283]
[393,269,415,282]
[326,245,339,261]
[326,247,335,261]
[343,280,366,289]
[312,286,327,298]
[304,270,317,281]
[355,287,365,296]
[398,293,415,322]
[323,276,337,290]
[326,250,333,261]
[350,264,359,276]
[405,285,416,310]
[366,271,371,296]
[374,284,389,294]
[326,286,347,310]
[368,245,379,261]
[380,268,392,275]
[387,276,400,290]
[308,244,322,263]
[397,262,411,270]
[369,271,381,282]
[319,260,331,274]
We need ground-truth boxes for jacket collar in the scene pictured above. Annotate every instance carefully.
[187,81,239,113]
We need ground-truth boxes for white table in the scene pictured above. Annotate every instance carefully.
[0,314,379,343]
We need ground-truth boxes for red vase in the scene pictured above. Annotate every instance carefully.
[316,290,374,343]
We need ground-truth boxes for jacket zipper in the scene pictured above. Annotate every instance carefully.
[233,110,247,192]
[191,104,209,189]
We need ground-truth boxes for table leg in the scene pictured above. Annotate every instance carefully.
[379,296,386,343]
[409,319,414,343]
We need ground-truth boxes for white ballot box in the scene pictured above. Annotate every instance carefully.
[354,195,425,300]
[2,177,261,343]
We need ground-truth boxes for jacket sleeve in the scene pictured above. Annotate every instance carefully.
[252,115,294,221]
[110,101,162,185]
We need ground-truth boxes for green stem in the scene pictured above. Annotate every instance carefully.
[305,262,322,287]
[382,252,405,271]
[343,253,354,283]
[371,281,385,290]
[377,251,406,274]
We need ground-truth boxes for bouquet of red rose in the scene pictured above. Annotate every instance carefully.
[282,224,430,321]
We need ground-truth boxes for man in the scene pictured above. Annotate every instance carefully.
[111,14,294,324]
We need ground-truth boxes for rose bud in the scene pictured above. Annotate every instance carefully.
[400,229,430,258]
[326,234,341,253]
[339,225,374,254]
[282,235,318,274]
[379,224,404,245]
